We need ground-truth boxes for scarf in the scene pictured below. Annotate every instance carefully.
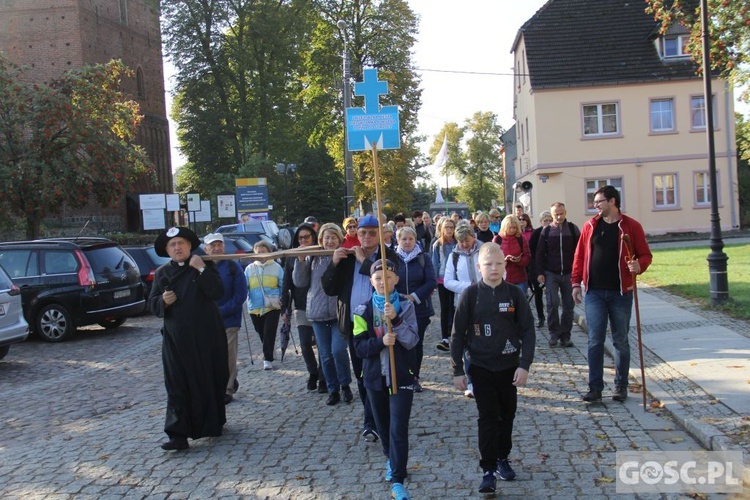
[395,245,421,263]
[372,290,401,316]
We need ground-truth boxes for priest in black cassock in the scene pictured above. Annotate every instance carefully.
[149,227,229,451]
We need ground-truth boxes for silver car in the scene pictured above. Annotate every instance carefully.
[0,264,30,360]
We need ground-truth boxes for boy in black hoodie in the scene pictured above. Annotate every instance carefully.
[451,242,535,494]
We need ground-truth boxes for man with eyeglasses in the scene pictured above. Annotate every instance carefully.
[322,214,398,442]
[571,186,652,403]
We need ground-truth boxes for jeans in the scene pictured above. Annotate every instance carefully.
[544,272,574,341]
[584,288,633,392]
[225,326,239,394]
[311,320,351,392]
[469,365,517,472]
[368,384,414,484]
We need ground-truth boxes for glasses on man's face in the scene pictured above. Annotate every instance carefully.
[593,198,608,206]
[298,234,313,241]
[358,229,378,237]
[346,225,356,229]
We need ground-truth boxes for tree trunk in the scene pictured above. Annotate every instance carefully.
[25,214,41,240]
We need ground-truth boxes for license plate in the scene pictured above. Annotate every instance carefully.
[0,304,5,316]
[113,290,131,299]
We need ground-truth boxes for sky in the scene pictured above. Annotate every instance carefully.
[165,0,549,182]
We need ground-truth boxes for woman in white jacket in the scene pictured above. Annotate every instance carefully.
[443,222,483,397]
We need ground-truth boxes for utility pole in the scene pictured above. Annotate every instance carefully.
[337,20,355,217]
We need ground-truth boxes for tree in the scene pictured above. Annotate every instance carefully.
[736,113,750,227]
[0,56,150,239]
[646,0,750,102]
[460,112,505,211]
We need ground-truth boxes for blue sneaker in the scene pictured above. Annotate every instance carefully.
[497,459,516,481]
[390,483,411,500]
[385,459,393,481]
[478,471,496,493]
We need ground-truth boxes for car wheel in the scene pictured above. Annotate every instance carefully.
[97,318,127,329]
[0,345,9,361]
[36,304,74,342]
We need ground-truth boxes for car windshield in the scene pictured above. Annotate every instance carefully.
[85,246,137,273]
[216,221,264,234]
[0,264,13,291]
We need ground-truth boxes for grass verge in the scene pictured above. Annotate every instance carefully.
[639,243,750,321]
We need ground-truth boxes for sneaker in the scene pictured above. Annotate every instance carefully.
[317,379,328,394]
[326,391,340,406]
[307,374,318,391]
[385,459,393,481]
[263,360,273,370]
[390,483,411,500]
[549,335,559,347]
[436,339,450,351]
[464,383,474,398]
[583,390,602,402]
[478,471,496,493]
[342,385,354,403]
[612,386,628,402]
[362,427,380,443]
[536,317,545,328]
[497,459,516,481]
[560,338,574,347]
[160,436,189,451]
[413,378,423,393]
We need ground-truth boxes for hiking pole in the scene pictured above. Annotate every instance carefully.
[371,141,398,394]
[242,309,255,365]
[622,234,646,409]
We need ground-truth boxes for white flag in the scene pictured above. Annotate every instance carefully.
[432,135,448,170]
[435,187,444,204]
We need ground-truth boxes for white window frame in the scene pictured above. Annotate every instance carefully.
[690,94,718,131]
[662,35,689,59]
[649,97,675,133]
[653,173,679,209]
[582,102,620,138]
[693,170,720,207]
[585,178,624,213]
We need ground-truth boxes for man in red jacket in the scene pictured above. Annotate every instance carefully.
[571,186,652,403]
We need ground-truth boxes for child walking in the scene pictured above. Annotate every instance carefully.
[353,259,419,500]
[451,242,536,494]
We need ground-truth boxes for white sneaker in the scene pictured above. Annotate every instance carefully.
[464,383,474,398]
[263,360,273,370]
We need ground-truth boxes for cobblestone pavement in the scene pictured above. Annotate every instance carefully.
[0,308,740,499]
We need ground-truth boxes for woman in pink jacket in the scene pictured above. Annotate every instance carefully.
[493,215,531,296]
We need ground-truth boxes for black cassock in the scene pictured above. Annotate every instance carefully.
[149,261,229,440]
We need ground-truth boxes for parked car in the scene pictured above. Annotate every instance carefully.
[213,222,278,250]
[199,235,255,269]
[122,246,171,297]
[0,264,29,360]
[0,238,145,342]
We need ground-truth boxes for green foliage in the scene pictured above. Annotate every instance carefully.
[646,0,750,102]
[640,243,750,320]
[411,182,435,213]
[736,113,750,227]
[0,56,150,239]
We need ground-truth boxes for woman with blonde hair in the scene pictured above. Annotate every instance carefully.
[492,215,531,295]
[431,216,457,352]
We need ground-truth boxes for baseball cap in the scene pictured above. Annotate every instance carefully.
[357,215,380,228]
[372,258,398,274]
[304,216,318,225]
[204,233,225,245]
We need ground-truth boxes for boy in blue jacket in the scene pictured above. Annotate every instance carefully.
[353,259,418,500]
[451,242,535,494]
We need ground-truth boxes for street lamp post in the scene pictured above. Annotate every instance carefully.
[699,0,729,305]
[337,20,355,217]
[276,163,296,224]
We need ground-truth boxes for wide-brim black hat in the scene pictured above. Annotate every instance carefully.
[154,227,201,257]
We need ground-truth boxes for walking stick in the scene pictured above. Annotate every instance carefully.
[622,234,647,409]
[371,142,398,394]
[242,310,255,365]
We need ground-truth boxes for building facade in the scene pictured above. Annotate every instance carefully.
[0,0,172,232]
[510,0,739,235]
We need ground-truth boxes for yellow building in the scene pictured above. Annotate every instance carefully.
[510,0,739,235]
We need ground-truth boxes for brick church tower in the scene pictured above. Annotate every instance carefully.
[0,0,173,232]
